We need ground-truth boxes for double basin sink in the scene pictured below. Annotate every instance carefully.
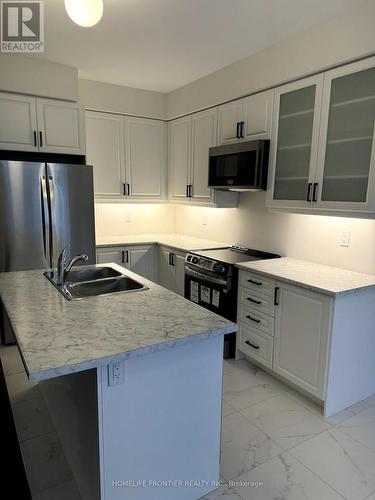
[44,266,148,301]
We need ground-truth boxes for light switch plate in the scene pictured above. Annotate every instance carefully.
[340,231,350,247]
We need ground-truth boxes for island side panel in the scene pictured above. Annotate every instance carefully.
[39,369,101,500]
[97,335,224,500]
[324,288,375,417]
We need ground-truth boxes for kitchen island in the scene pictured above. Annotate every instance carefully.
[0,264,238,500]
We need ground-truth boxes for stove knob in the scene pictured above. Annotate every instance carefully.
[192,256,199,264]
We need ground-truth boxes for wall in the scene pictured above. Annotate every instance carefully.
[0,54,78,101]
[94,203,175,238]
[79,79,167,119]
[174,194,375,275]
[167,0,375,118]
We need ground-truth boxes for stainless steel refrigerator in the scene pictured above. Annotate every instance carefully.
[0,161,96,342]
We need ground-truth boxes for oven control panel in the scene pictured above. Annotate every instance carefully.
[185,253,228,275]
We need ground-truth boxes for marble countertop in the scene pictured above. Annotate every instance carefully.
[96,233,227,252]
[236,257,375,296]
[0,264,237,382]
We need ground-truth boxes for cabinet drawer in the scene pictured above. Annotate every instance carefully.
[237,303,274,337]
[238,287,275,317]
[240,270,276,297]
[239,322,273,369]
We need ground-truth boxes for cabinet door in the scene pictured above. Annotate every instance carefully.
[127,245,155,281]
[273,282,332,399]
[190,109,217,202]
[85,112,125,198]
[217,100,243,145]
[0,92,37,151]
[168,116,191,201]
[242,90,274,140]
[36,98,85,154]
[96,247,126,266]
[267,76,323,209]
[125,117,167,200]
[158,247,174,291]
[315,58,375,212]
[173,252,186,296]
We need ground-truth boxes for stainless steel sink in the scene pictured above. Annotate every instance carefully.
[44,265,148,301]
[66,266,122,283]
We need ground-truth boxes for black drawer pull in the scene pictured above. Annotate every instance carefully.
[247,297,262,305]
[246,315,261,323]
[306,182,312,202]
[248,279,262,286]
[245,340,260,350]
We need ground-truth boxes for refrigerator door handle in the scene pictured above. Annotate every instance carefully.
[40,175,51,267]
[47,175,55,267]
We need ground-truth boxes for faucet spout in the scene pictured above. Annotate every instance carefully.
[56,246,88,286]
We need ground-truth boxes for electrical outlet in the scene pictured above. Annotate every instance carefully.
[203,215,208,226]
[126,213,133,223]
[340,231,350,247]
[108,360,124,386]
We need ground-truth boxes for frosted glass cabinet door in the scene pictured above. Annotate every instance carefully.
[315,58,375,212]
[267,76,323,208]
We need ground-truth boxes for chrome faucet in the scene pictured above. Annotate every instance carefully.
[56,246,88,285]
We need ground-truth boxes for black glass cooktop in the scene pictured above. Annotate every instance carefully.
[191,246,280,265]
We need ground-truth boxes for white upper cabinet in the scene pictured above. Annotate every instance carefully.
[36,99,85,155]
[86,111,167,201]
[124,117,167,200]
[267,75,324,209]
[0,92,84,154]
[0,93,38,151]
[217,90,274,145]
[190,108,217,202]
[314,58,375,213]
[168,116,191,200]
[85,111,125,198]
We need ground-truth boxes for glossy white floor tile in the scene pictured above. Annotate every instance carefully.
[224,379,282,411]
[12,396,55,442]
[32,479,82,500]
[233,452,344,500]
[220,412,282,480]
[240,393,331,449]
[20,431,74,495]
[222,400,236,417]
[325,400,370,425]
[337,405,375,452]
[0,344,25,375]
[290,427,375,500]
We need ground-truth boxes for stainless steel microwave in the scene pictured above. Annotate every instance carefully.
[208,140,270,191]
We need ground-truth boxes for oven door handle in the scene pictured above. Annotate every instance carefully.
[184,266,228,286]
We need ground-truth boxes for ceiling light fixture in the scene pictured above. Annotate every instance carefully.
[64,0,103,28]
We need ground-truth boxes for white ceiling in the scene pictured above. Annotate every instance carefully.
[35,0,363,93]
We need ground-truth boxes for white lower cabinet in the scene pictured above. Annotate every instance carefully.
[237,270,332,401]
[273,282,331,399]
[158,246,186,295]
[96,245,156,281]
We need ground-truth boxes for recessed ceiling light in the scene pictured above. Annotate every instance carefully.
[64,0,103,28]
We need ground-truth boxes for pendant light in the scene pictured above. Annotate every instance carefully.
[65,0,103,27]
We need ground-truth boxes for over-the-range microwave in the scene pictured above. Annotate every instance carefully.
[208,139,270,191]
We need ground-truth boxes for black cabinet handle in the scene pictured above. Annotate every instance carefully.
[189,184,193,198]
[247,297,262,305]
[246,315,261,324]
[186,185,189,198]
[306,183,312,202]
[39,131,43,147]
[171,253,175,266]
[168,252,173,266]
[312,183,318,202]
[240,121,245,138]
[274,287,280,306]
[126,184,130,196]
[33,131,37,147]
[121,250,125,263]
[123,184,126,196]
[248,279,262,286]
[236,122,241,139]
[125,250,129,263]
[245,340,260,350]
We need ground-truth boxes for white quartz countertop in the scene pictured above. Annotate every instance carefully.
[236,257,375,296]
[0,264,237,382]
[96,233,227,252]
